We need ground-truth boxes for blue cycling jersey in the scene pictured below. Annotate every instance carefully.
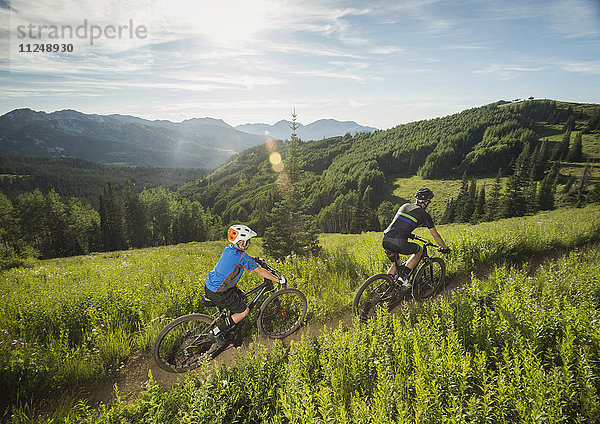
[205,244,258,292]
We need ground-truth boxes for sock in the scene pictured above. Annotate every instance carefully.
[219,316,236,332]
[399,265,411,278]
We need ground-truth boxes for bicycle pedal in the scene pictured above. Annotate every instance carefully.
[208,332,228,346]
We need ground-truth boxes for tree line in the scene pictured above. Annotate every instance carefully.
[440,136,599,225]
[184,100,600,240]
[2,100,599,265]
[0,155,206,203]
[0,183,223,268]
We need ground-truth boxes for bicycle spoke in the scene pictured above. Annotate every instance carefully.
[153,315,215,372]
[258,288,307,338]
[353,274,396,321]
[413,257,445,301]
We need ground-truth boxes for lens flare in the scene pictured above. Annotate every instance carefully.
[269,151,281,165]
[265,138,276,151]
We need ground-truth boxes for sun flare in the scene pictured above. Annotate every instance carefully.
[167,0,273,46]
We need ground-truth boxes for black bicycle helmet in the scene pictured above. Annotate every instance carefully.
[415,188,434,202]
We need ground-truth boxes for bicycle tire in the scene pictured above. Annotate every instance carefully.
[412,257,446,301]
[152,313,217,373]
[353,273,396,322]
[258,288,307,339]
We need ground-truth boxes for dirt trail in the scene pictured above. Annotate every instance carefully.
[61,248,576,411]
[82,310,356,408]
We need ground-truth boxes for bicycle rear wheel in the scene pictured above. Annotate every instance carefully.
[258,288,307,339]
[412,257,446,301]
[152,313,216,373]
[353,273,396,322]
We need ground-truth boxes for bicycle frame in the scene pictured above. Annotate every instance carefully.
[207,257,282,322]
[402,235,438,281]
[244,279,275,313]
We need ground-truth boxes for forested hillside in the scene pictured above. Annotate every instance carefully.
[1,100,598,266]
[179,100,600,234]
[0,155,206,203]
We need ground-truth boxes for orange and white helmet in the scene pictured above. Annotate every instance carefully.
[227,224,257,244]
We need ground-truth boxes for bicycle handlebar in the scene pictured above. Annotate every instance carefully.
[253,257,284,285]
[407,234,452,254]
[408,234,440,248]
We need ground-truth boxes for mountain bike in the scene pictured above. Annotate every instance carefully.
[152,258,307,373]
[353,235,446,322]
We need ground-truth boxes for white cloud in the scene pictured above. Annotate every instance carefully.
[474,64,545,79]
[560,61,600,74]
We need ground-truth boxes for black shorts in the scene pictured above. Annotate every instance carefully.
[382,236,420,262]
[204,286,247,314]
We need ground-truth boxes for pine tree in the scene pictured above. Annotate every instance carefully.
[471,186,486,223]
[532,140,549,180]
[440,198,457,224]
[14,189,46,255]
[486,169,503,221]
[588,181,600,204]
[563,112,575,132]
[122,180,146,248]
[408,154,417,174]
[501,144,530,218]
[99,183,126,251]
[570,161,593,207]
[262,198,320,260]
[458,179,477,222]
[525,180,538,214]
[501,173,523,218]
[362,186,379,231]
[286,108,301,191]
[554,129,571,160]
[263,109,320,258]
[536,161,560,211]
[455,172,470,222]
[566,132,583,162]
[585,109,600,133]
[0,193,14,247]
[43,189,69,258]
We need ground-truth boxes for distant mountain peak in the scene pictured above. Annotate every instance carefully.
[181,117,232,129]
[235,118,376,140]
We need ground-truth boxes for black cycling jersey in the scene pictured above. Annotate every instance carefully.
[384,203,435,239]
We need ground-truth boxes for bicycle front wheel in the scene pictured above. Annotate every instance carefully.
[353,273,396,322]
[258,288,307,339]
[412,257,446,301]
[152,313,216,373]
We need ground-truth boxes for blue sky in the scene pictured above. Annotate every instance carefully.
[1,0,599,129]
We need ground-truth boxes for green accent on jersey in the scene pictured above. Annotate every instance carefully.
[399,212,418,224]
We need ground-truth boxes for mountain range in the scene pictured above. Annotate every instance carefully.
[0,109,377,169]
[235,119,377,141]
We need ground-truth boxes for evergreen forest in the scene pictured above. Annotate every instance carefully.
[1,99,599,266]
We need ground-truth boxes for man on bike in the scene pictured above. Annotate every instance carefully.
[382,188,450,287]
[205,224,285,345]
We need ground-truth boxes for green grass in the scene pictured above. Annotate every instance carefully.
[388,175,502,221]
[1,204,600,416]
[17,241,600,423]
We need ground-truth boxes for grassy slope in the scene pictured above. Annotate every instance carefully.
[12,214,600,423]
[384,175,500,221]
[1,196,599,416]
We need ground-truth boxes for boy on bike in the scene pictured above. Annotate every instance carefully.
[205,224,285,345]
[382,188,450,287]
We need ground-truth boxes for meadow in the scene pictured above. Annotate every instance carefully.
[72,244,600,423]
[1,204,600,421]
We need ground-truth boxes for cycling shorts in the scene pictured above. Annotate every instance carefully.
[382,236,420,261]
[204,286,247,314]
